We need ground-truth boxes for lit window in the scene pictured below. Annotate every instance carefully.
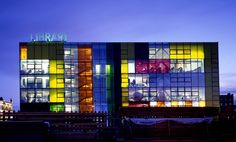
[199,101,205,107]
[150,102,157,107]
[95,65,101,74]
[165,102,171,107]
[20,47,27,60]
[65,50,71,55]
[128,61,135,73]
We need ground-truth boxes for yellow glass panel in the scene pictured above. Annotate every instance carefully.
[57,85,64,89]
[121,83,128,87]
[184,49,191,54]
[171,101,178,107]
[50,75,64,88]
[50,89,57,102]
[121,64,128,73]
[170,55,176,59]
[177,49,183,54]
[57,74,64,78]
[57,84,64,89]
[121,60,128,63]
[197,45,204,58]
[170,44,177,59]
[57,98,64,102]
[122,92,128,97]
[122,78,128,82]
[50,75,57,88]
[50,60,57,74]
[57,93,64,98]
[199,101,205,107]
[121,74,128,78]
[170,44,204,59]
[57,79,63,83]
[50,60,64,74]
[176,55,184,59]
[122,102,129,107]
[57,83,64,88]
[183,55,191,58]
[21,48,27,60]
[191,45,198,59]
[170,45,176,59]
[170,49,176,55]
[57,65,64,69]
[57,60,64,74]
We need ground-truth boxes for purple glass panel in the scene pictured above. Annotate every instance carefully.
[135,60,148,73]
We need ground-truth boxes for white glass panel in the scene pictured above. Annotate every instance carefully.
[128,61,135,73]
[150,102,157,107]
[192,101,199,107]
[95,64,101,74]
[165,102,171,107]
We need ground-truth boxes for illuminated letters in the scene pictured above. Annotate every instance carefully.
[30,33,67,42]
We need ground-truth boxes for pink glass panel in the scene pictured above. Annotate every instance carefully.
[149,59,170,73]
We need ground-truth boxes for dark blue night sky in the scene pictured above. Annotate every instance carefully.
[0,0,236,110]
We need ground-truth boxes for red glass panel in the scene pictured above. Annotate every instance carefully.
[129,102,149,107]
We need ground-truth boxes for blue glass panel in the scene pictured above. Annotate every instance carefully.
[164,74,170,86]
[100,44,107,60]
[150,74,157,78]
[198,73,205,87]
[150,77,157,83]
[92,43,107,112]
[92,44,100,60]
[191,73,199,87]
[157,88,165,101]
[156,74,163,87]
[164,88,171,101]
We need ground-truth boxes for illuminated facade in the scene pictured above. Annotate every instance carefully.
[20,42,219,112]
[0,97,13,112]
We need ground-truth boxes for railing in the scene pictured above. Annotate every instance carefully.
[0,111,116,141]
[0,108,222,141]
[119,107,220,118]
[122,119,213,139]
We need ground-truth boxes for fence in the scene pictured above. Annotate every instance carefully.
[0,108,221,141]
[0,111,116,141]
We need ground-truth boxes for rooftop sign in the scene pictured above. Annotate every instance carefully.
[30,33,67,42]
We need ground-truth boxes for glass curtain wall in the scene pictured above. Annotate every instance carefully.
[78,46,93,112]
[93,43,108,112]
[64,44,79,112]
[121,43,206,107]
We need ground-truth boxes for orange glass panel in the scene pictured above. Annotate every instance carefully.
[157,102,165,107]
[20,47,27,60]
[185,101,192,107]
[78,47,93,112]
